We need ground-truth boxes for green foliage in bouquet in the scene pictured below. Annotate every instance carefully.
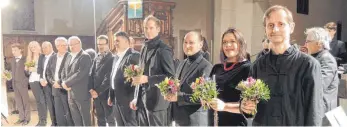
[25,61,36,67]
[190,77,219,110]
[123,64,143,84]
[156,77,180,96]
[3,70,12,80]
[236,77,270,115]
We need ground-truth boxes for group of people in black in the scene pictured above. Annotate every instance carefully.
[7,5,345,126]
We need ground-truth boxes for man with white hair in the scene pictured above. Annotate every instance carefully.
[61,36,92,126]
[305,27,339,126]
[46,37,74,126]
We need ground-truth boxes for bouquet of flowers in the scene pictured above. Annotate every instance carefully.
[236,77,271,115]
[190,76,219,110]
[3,70,12,80]
[155,77,180,97]
[124,64,143,85]
[24,61,36,67]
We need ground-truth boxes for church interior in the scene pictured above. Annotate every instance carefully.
[1,0,347,126]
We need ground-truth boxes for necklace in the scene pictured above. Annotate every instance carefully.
[223,62,238,71]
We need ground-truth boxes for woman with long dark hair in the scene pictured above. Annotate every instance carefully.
[209,28,251,126]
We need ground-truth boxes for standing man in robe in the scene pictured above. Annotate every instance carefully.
[108,32,140,126]
[46,37,74,126]
[89,35,115,126]
[305,27,339,126]
[130,15,176,126]
[241,5,323,126]
[62,36,92,126]
[166,31,212,126]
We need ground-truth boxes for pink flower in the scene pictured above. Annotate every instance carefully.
[247,77,256,86]
[169,80,174,86]
[131,64,135,71]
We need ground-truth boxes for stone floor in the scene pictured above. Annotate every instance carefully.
[1,90,52,126]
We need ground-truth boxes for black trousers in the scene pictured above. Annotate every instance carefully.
[54,92,74,126]
[29,81,45,121]
[42,84,56,124]
[113,103,137,126]
[68,97,91,126]
[14,83,30,121]
[146,109,170,126]
[93,98,115,126]
[137,107,149,126]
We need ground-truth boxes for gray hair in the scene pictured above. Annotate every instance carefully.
[54,37,68,45]
[305,27,331,50]
[68,36,82,46]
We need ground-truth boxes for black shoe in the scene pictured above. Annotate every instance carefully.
[14,119,24,125]
[36,120,46,126]
[11,110,19,114]
[22,120,30,125]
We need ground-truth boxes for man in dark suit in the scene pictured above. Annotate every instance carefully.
[89,35,115,126]
[166,31,212,126]
[324,22,346,65]
[37,41,56,126]
[107,32,140,126]
[130,15,176,126]
[46,37,74,126]
[62,36,92,126]
[305,27,339,126]
[10,43,30,125]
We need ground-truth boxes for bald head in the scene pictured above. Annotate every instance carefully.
[184,31,202,43]
[42,41,53,55]
[183,31,203,56]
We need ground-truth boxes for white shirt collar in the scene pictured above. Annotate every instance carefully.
[16,55,22,59]
[45,52,53,57]
[117,48,129,58]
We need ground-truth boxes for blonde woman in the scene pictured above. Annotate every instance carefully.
[26,41,47,126]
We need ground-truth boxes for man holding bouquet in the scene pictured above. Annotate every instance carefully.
[241,5,323,126]
[108,32,140,126]
[165,31,212,126]
[130,15,176,126]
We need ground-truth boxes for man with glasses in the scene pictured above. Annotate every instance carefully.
[46,37,74,126]
[89,35,115,126]
[62,36,92,126]
[305,27,339,126]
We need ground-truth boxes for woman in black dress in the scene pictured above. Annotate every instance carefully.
[209,28,251,126]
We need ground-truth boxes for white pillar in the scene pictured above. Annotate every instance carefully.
[213,0,270,62]
[1,7,9,117]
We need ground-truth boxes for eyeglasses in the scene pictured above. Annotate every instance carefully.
[56,45,67,47]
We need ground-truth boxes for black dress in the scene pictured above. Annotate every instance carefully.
[209,60,251,126]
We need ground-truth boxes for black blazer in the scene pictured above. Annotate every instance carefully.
[134,36,176,111]
[11,56,29,87]
[46,53,69,96]
[38,53,56,81]
[37,54,45,79]
[62,50,92,101]
[89,52,114,100]
[173,54,212,125]
[109,49,140,106]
